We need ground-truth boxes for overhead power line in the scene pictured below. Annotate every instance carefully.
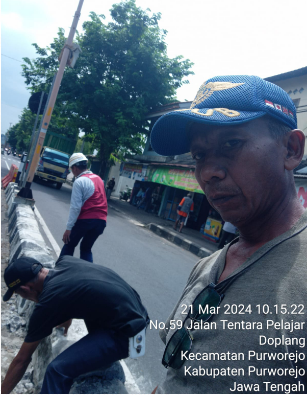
[1,54,22,62]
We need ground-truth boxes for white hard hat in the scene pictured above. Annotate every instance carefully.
[69,153,88,167]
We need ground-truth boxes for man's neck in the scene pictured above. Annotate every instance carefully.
[219,195,304,283]
[238,195,304,246]
[76,170,90,178]
[37,269,50,294]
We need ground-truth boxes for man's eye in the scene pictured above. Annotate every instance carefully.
[223,140,241,148]
[192,152,205,161]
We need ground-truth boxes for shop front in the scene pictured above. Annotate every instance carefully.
[119,163,148,181]
[121,162,225,244]
[146,165,225,243]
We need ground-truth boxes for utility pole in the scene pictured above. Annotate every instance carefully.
[18,0,84,199]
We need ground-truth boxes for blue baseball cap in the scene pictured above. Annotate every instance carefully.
[150,75,297,156]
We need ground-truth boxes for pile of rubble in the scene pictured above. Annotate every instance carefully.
[1,190,34,394]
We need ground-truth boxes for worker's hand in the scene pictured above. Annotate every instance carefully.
[62,230,71,244]
[56,319,73,336]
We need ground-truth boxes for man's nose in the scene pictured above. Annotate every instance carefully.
[198,161,226,183]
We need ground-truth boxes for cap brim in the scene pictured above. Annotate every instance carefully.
[150,108,266,156]
[3,289,14,302]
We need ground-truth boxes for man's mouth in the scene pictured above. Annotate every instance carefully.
[208,194,237,207]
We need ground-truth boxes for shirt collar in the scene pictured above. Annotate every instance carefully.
[76,170,92,179]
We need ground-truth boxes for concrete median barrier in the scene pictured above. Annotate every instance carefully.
[4,183,128,393]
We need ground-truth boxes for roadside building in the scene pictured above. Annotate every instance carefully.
[265,66,307,154]
[265,67,307,207]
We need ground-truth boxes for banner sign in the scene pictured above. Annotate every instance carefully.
[120,163,148,181]
[148,167,204,194]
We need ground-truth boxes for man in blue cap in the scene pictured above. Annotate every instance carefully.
[150,76,307,393]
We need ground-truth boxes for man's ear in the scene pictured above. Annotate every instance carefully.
[19,285,31,292]
[284,130,305,171]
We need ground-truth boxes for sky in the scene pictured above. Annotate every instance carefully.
[1,0,307,134]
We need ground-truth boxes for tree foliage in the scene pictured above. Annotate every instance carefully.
[21,0,194,176]
[75,138,94,156]
[7,108,37,152]
[6,107,78,154]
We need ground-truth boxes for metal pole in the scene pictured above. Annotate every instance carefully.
[18,0,84,199]
[20,74,57,188]
[81,139,85,153]
[19,91,45,186]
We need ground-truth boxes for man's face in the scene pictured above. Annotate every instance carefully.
[14,284,39,303]
[189,118,288,226]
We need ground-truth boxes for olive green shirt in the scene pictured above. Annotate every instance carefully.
[157,211,307,394]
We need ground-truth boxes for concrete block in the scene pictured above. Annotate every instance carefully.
[5,182,16,198]
[7,195,35,218]
[10,238,49,263]
[8,210,17,233]
[9,220,42,244]
[70,362,127,394]
[16,295,33,316]
[16,250,55,269]
[8,205,36,242]
[32,337,54,392]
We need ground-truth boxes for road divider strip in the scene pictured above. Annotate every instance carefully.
[4,182,139,394]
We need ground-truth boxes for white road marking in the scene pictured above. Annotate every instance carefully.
[34,206,61,256]
[121,360,141,394]
[4,160,10,170]
[34,205,141,394]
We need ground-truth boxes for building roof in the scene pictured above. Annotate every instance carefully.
[265,66,307,83]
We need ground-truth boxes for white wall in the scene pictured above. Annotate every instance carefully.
[107,162,135,197]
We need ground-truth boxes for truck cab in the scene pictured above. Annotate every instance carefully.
[35,147,70,189]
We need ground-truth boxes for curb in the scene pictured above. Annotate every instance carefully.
[146,223,213,259]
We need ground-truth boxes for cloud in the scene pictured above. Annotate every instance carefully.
[2,12,23,31]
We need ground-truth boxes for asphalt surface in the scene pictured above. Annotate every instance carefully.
[1,154,197,393]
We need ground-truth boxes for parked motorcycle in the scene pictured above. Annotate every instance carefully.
[7,149,11,155]
[119,186,132,201]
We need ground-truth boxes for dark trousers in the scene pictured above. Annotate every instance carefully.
[40,328,129,394]
[60,219,106,262]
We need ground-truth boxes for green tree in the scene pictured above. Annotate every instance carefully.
[6,107,78,154]
[75,137,94,156]
[7,108,36,152]
[21,0,194,178]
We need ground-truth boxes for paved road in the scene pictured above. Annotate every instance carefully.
[1,155,197,392]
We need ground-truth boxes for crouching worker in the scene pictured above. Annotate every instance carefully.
[1,256,149,394]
